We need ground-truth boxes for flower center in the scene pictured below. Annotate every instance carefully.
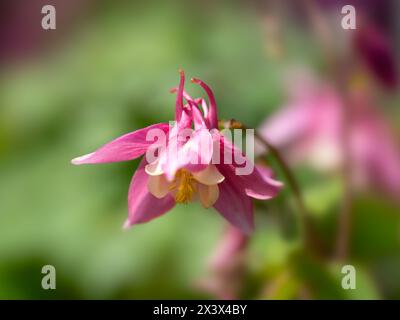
[170,169,197,203]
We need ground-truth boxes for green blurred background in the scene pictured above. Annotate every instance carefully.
[0,0,399,299]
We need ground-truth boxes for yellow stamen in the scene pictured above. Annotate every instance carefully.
[170,169,197,204]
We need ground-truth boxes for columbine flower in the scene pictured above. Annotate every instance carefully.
[258,72,400,197]
[257,73,343,171]
[196,225,248,299]
[72,71,282,234]
[347,89,400,197]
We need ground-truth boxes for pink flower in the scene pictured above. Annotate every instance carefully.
[196,225,248,299]
[258,75,343,171]
[72,71,282,234]
[258,73,400,197]
[348,91,400,198]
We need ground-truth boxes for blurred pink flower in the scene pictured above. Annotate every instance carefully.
[0,0,91,64]
[196,226,248,299]
[258,74,400,197]
[348,91,400,197]
[258,76,343,171]
[72,71,282,234]
[353,23,398,90]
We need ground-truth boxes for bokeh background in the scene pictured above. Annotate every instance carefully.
[0,0,399,299]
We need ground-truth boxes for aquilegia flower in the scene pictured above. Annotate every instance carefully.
[346,89,400,197]
[258,72,400,198]
[72,71,282,234]
[257,73,343,172]
[197,225,248,299]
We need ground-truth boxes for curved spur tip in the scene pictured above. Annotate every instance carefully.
[122,219,131,231]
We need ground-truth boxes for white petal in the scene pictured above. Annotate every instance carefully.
[198,184,219,208]
[147,174,171,198]
[192,165,225,186]
[145,161,164,176]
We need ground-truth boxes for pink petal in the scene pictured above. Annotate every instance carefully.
[178,108,193,129]
[161,128,213,180]
[351,112,400,197]
[197,98,209,121]
[258,102,315,149]
[170,87,197,106]
[257,85,343,166]
[213,165,254,235]
[255,164,274,179]
[219,134,282,199]
[124,158,175,228]
[71,123,169,165]
[255,164,284,188]
[175,70,185,122]
[191,103,207,130]
[191,78,218,129]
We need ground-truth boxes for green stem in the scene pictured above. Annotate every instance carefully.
[302,0,354,261]
[253,130,324,256]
